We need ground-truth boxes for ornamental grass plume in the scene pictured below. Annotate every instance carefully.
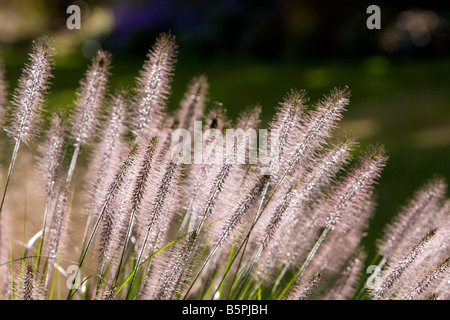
[132,32,177,140]
[0,32,448,300]
[8,37,54,144]
[70,50,112,147]
[15,262,44,300]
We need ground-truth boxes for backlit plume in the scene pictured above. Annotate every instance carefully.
[0,33,448,301]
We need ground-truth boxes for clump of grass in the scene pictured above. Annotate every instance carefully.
[0,33,448,300]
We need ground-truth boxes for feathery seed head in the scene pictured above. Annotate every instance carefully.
[38,112,67,196]
[325,145,387,230]
[378,177,447,257]
[17,263,43,300]
[133,33,177,139]
[177,74,208,132]
[71,50,112,145]
[10,36,54,143]
[46,187,70,259]
[372,229,437,299]
[264,89,307,176]
[131,136,158,214]
[86,90,128,216]
[406,257,450,300]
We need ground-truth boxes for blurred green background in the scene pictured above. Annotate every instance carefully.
[0,0,449,261]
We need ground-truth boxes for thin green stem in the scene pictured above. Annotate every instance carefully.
[277,225,331,300]
[44,143,80,294]
[114,209,137,284]
[36,194,52,269]
[125,227,151,300]
[0,137,21,217]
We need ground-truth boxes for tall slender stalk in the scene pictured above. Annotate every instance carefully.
[126,159,178,299]
[0,139,21,217]
[183,176,267,298]
[68,144,138,300]
[35,115,67,269]
[1,34,449,301]
[0,37,54,218]
[114,137,157,284]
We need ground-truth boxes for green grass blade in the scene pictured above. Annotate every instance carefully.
[115,229,194,297]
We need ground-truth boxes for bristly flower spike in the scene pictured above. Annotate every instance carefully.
[81,90,128,251]
[0,36,55,218]
[67,143,139,299]
[58,50,112,235]
[133,33,177,140]
[406,257,450,300]
[38,112,67,197]
[113,136,158,283]
[36,112,67,266]
[127,152,180,299]
[377,178,447,263]
[177,74,208,133]
[17,263,43,300]
[260,137,355,270]
[287,146,386,295]
[10,36,54,143]
[372,229,437,300]
[71,50,112,146]
[276,87,350,184]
